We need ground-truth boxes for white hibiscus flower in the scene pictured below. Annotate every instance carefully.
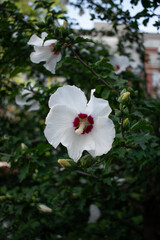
[88,204,101,223]
[28,32,61,74]
[15,89,40,111]
[44,85,115,162]
[110,54,130,74]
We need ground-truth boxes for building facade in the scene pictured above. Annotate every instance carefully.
[93,22,160,96]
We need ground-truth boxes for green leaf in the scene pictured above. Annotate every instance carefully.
[18,165,29,182]
[10,67,25,78]
[143,18,149,26]
[94,57,113,69]
[141,0,151,8]
[130,120,153,132]
[73,36,93,44]
[101,88,110,99]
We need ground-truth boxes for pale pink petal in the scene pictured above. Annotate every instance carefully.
[43,53,61,74]
[44,105,76,148]
[89,117,115,157]
[49,85,87,113]
[28,34,43,46]
[87,89,112,118]
[30,46,52,63]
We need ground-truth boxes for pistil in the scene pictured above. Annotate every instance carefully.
[75,120,86,135]
[73,113,94,135]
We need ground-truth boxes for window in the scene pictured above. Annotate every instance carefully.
[152,72,160,87]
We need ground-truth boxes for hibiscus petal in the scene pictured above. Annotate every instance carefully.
[44,39,57,46]
[41,32,48,40]
[30,47,52,63]
[44,104,95,161]
[89,117,115,157]
[44,105,76,148]
[15,95,27,106]
[87,89,112,118]
[110,54,130,74]
[43,53,61,74]
[88,204,101,223]
[15,90,33,106]
[49,85,87,113]
[61,129,95,162]
[28,34,43,46]
[30,46,52,63]
[28,101,40,111]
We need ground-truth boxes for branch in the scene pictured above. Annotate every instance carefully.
[1,77,21,88]
[120,110,138,149]
[76,170,98,179]
[70,46,118,93]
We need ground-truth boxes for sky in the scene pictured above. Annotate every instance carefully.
[66,0,160,33]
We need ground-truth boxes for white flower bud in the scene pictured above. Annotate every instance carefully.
[38,204,52,213]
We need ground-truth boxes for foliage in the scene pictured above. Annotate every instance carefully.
[0,0,160,240]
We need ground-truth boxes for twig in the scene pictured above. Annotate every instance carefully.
[120,111,138,149]
[1,77,21,88]
[70,46,117,93]
[76,170,97,179]
[1,8,35,31]
[91,155,112,167]
[120,115,125,139]
[0,152,11,156]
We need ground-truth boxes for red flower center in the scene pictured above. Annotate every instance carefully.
[73,113,94,135]
[115,65,120,70]
[50,44,60,55]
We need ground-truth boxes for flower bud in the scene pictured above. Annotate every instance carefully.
[63,21,67,28]
[118,92,130,104]
[0,195,5,201]
[72,193,78,198]
[80,154,92,167]
[21,143,27,150]
[6,194,12,199]
[58,159,75,168]
[45,151,50,157]
[38,204,52,213]
[123,118,129,128]
[122,92,130,100]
